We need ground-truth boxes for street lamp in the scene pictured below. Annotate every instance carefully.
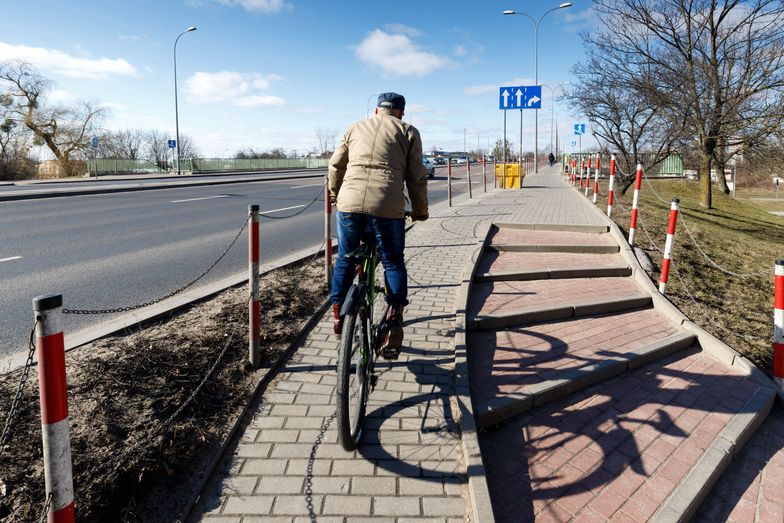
[541,81,570,157]
[174,26,197,175]
[503,2,572,173]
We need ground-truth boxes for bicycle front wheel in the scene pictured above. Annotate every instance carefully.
[336,302,370,451]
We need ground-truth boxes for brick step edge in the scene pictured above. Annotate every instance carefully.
[476,265,632,283]
[652,385,776,523]
[488,244,620,254]
[473,331,697,429]
[493,222,610,234]
[468,295,652,331]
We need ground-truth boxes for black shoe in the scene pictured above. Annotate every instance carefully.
[381,305,404,360]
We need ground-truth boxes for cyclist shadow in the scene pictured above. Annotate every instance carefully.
[358,345,465,485]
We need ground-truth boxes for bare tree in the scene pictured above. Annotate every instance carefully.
[0,62,106,177]
[144,129,171,169]
[315,128,337,158]
[589,0,784,208]
[177,134,199,159]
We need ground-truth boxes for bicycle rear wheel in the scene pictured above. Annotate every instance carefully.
[336,302,370,451]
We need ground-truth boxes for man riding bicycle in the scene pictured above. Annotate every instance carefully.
[328,92,429,359]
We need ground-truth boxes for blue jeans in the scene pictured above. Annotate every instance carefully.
[330,211,407,306]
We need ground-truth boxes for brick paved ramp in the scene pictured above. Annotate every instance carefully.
[464,223,777,522]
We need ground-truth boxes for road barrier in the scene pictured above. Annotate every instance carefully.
[607,155,616,218]
[628,163,644,246]
[447,158,453,207]
[493,158,498,189]
[324,183,333,288]
[482,156,487,193]
[33,294,75,523]
[775,260,784,389]
[248,205,261,368]
[593,154,601,203]
[658,198,680,294]
[467,159,473,199]
[585,154,593,197]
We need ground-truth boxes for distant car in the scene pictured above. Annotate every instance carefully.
[433,157,446,165]
[456,157,468,165]
[423,157,436,178]
[486,155,495,162]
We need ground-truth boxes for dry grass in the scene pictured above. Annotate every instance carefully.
[589,176,777,368]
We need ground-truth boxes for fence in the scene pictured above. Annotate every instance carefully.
[87,157,329,175]
[0,180,330,520]
[564,152,684,178]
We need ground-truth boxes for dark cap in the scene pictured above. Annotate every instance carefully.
[377,92,405,111]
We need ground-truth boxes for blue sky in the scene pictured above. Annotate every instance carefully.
[0,0,599,157]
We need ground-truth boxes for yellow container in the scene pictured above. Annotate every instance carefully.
[494,163,525,189]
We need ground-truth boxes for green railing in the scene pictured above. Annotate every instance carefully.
[191,158,328,172]
[87,157,328,175]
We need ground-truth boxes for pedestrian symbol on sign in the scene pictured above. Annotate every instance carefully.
[168,140,176,148]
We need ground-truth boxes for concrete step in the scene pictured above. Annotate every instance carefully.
[477,251,630,280]
[488,226,621,254]
[469,310,696,429]
[479,347,776,522]
[467,277,651,331]
[476,266,632,283]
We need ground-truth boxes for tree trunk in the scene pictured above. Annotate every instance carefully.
[715,159,730,194]
[700,153,713,209]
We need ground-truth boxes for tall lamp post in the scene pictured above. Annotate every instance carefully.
[503,3,572,173]
[174,26,197,175]
[541,81,570,157]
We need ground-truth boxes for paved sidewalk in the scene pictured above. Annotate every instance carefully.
[196,172,515,521]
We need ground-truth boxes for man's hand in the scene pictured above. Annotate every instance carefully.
[410,212,428,222]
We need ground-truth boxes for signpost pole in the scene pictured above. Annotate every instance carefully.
[519,109,523,190]
[503,110,507,190]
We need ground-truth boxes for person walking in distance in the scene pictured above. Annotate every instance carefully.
[328,92,429,359]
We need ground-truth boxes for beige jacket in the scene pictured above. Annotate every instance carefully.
[328,108,428,219]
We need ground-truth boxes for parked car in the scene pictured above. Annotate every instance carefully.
[423,157,436,178]
[456,157,468,165]
[432,157,446,165]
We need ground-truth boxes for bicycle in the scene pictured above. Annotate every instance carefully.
[335,233,397,451]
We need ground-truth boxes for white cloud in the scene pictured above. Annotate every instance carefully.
[355,29,453,77]
[0,42,138,79]
[562,8,600,31]
[453,44,467,57]
[117,34,142,42]
[235,95,286,107]
[184,70,286,107]
[101,101,127,110]
[48,89,74,102]
[382,24,422,37]
[216,0,291,13]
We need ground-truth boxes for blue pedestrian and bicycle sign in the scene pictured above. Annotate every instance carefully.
[574,124,586,135]
[168,139,176,148]
[499,85,542,110]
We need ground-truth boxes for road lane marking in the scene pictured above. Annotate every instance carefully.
[0,256,22,263]
[290,183,323,189]
[262,204,307,214]
[171,195,230,203]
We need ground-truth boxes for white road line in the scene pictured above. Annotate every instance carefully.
[263,204,307,214]
[171,195,230,203]
[290,183,323,189]
[0,256,22,263]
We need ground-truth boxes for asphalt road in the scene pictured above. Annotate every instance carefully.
[0,164,490,364]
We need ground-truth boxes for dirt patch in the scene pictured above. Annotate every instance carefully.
[0,257,327,522]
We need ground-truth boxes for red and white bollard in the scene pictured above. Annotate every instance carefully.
[592,154,601,203]
[447,158,453,205]
[467,157,473,198]
[658,198,680,294]
[585,153,594,197]
[607,155,616,218]
[324,183,332,288]
[628,163,643,246]
[774,260,784,389]
[33,294,75,523]
[579,158,585,189]
[248,204,260,368]
[572,158,577,185]
[493,158,497,189]
[482,155,487,193]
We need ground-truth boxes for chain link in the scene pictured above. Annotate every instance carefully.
[305,412,336,521]
[260,180,326,220]
[39,493,53,523]
[63,219,249,315]
[0,321,38,453]
[75,317,243,480]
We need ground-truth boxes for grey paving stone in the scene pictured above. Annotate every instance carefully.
[350,476,396,495]
[241,459,287,476]
[373,495,422,516]
[271,495,322,515]
[322,495,372,515]
[255,476,305,495]
[222,495,275,515]
[422,496,466,516]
